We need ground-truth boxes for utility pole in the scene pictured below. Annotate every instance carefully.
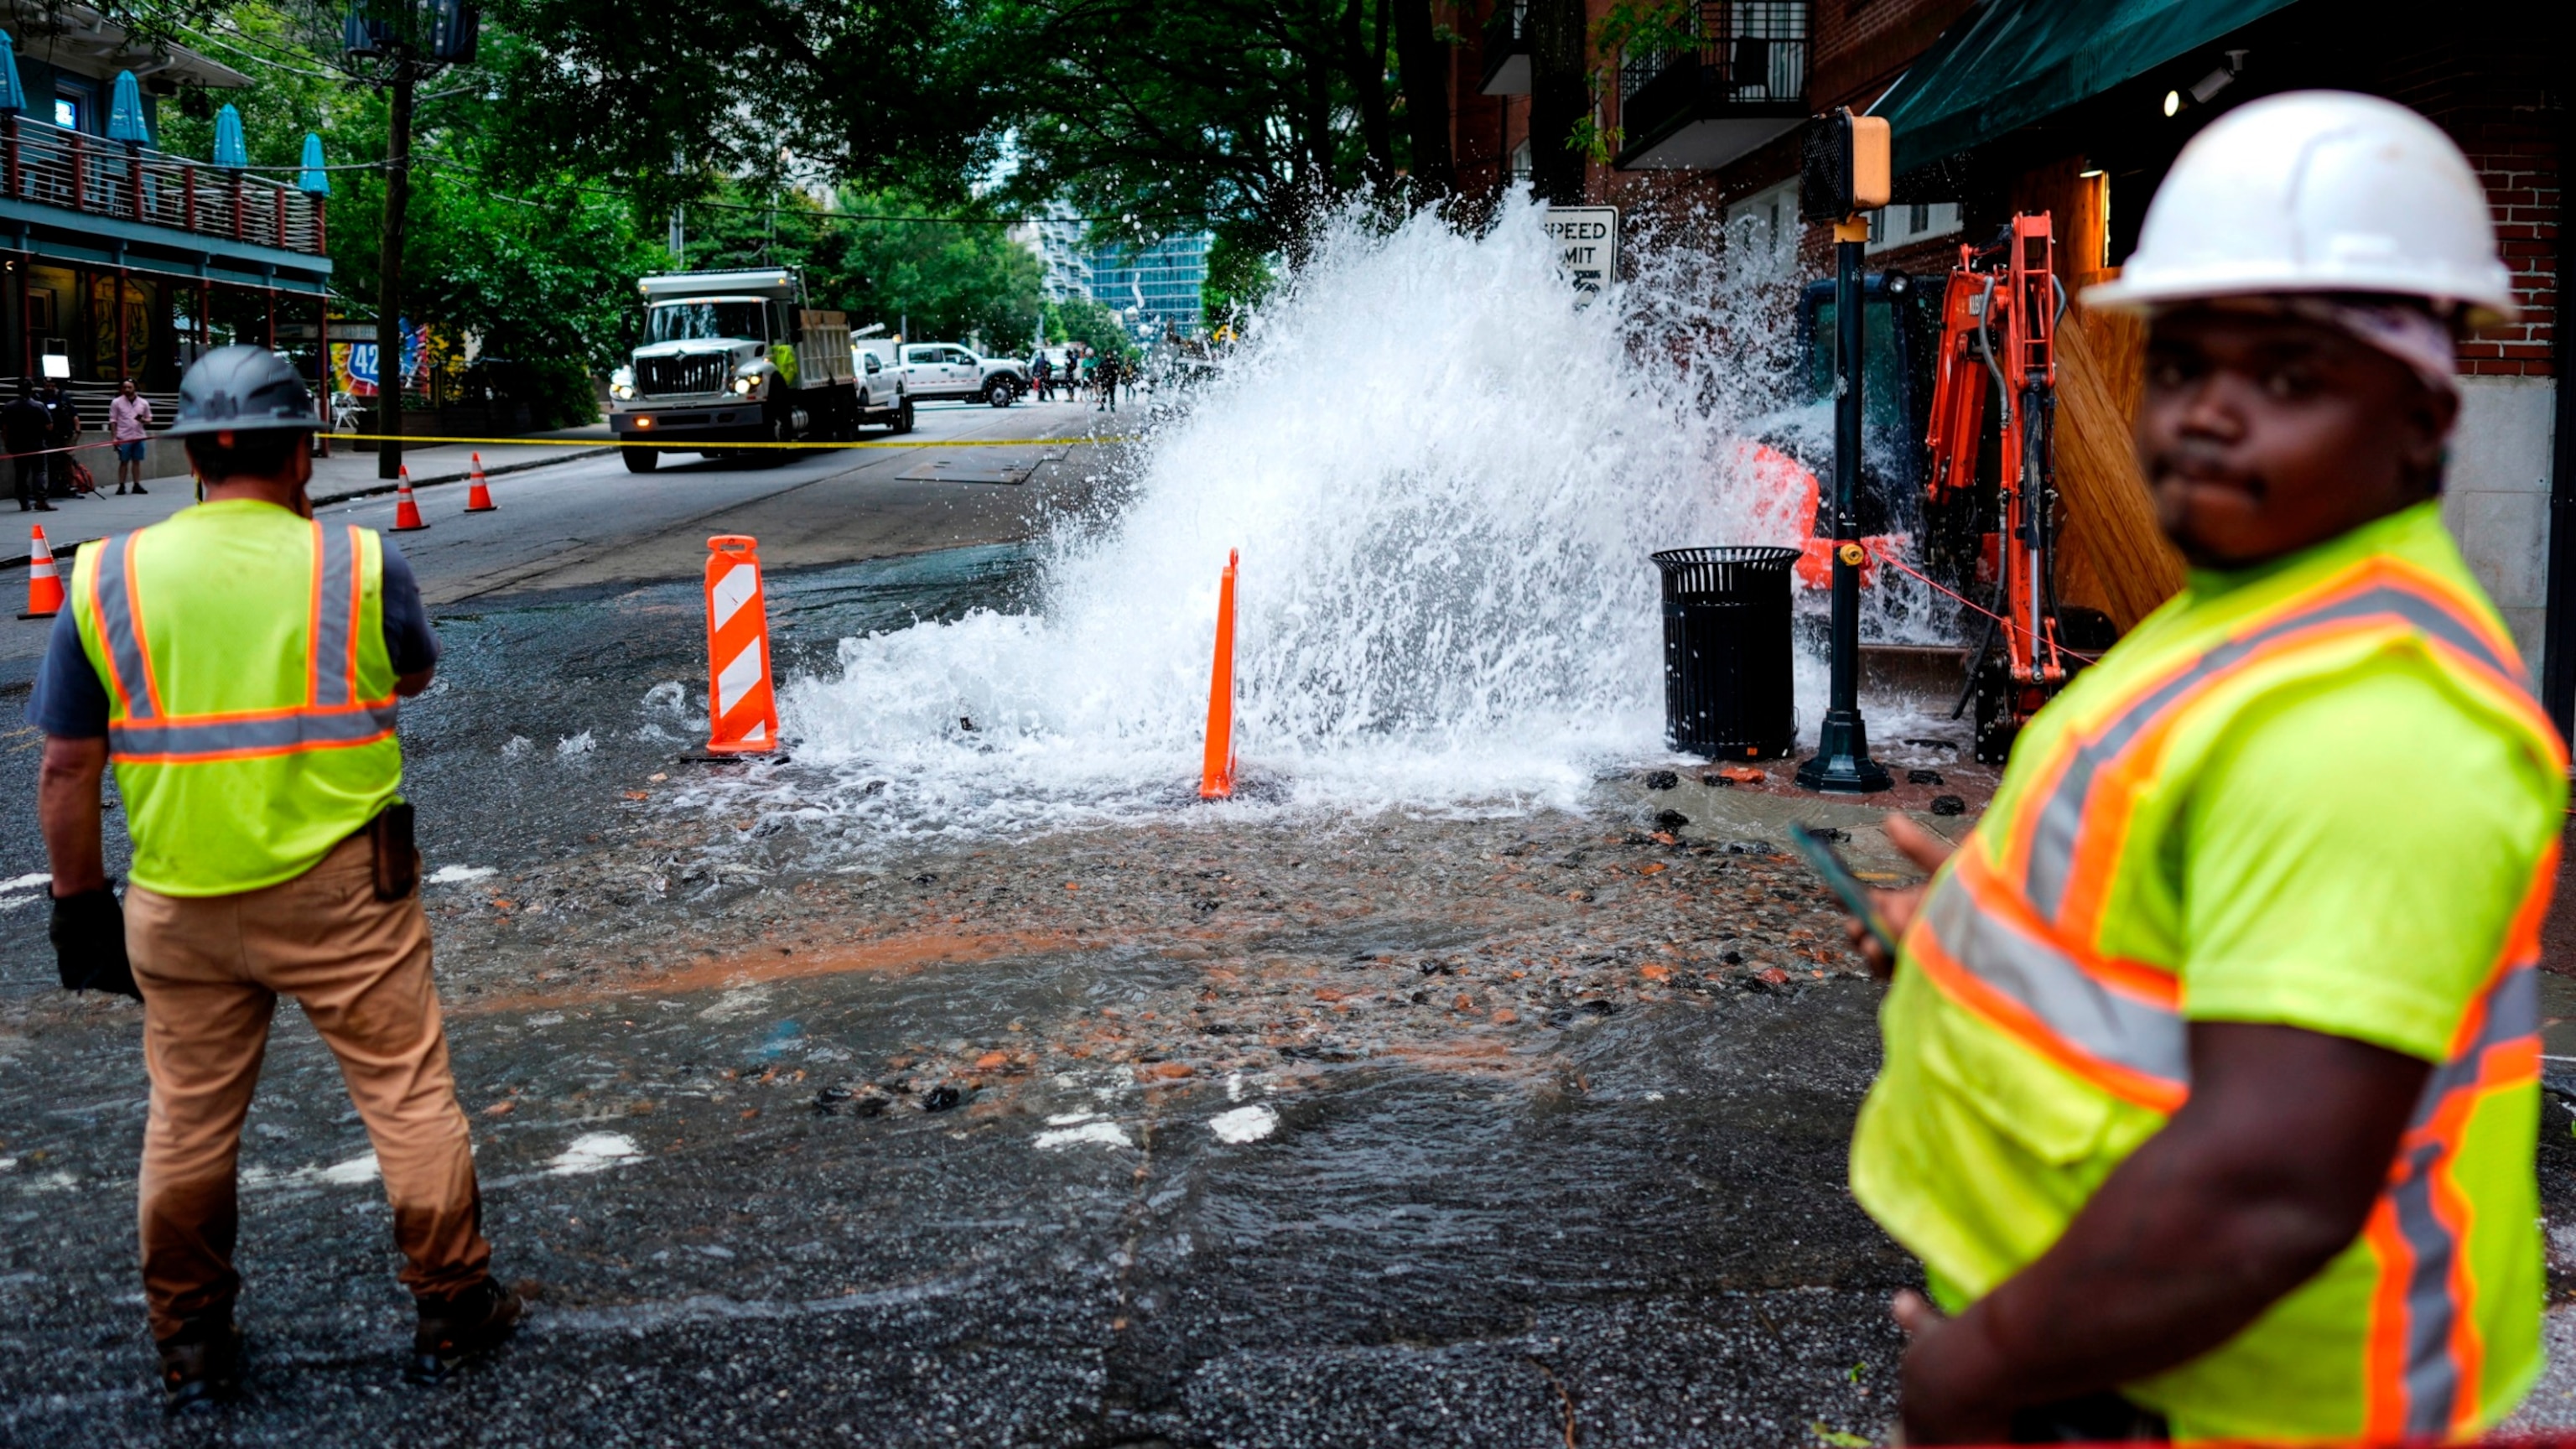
[331,0,476,480]
[1794,109,1893,795]
[375,58,413,480]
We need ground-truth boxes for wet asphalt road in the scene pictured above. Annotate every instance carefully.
[3,402,2575,1446]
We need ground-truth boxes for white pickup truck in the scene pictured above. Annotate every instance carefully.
[899,343,1030,408]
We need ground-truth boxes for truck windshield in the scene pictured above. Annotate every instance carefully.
[645,302,766,344]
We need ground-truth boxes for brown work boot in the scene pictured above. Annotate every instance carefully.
[158,1319,243,1416]
[408,1278,522,1382]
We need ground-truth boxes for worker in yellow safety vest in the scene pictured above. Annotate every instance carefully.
[1841,92,2567,1444]
[29,346,518,1414]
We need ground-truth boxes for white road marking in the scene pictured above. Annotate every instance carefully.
[1208,1105,1279,1144]
[1034,1121,1131,1150]
[548,1132,642,1176]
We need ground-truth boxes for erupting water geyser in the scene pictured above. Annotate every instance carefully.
[782,195,1836,839]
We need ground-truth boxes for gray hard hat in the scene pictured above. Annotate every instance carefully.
[163,345,319,439]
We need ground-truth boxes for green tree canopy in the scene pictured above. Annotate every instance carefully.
[667,188,1041,350]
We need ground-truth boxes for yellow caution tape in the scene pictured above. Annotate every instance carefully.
[333,433,1135,450]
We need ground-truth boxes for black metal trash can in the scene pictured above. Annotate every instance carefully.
[1650,546,1800,760]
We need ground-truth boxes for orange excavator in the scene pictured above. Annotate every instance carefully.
[1774,211,2110,763]
[1924,213,2105,762]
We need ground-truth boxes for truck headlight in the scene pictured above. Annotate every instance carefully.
[610,366,636,401]
[731,374,760,396]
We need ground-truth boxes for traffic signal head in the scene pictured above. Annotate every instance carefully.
[1801,108,1892,222]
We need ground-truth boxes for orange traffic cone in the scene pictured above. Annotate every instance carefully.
[702,535,778,753]
[391,467,428,532]
[464,452,496,512]
[1199,548,1239,800]
[19,525,64,620]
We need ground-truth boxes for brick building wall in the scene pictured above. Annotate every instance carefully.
[2377,37,2558,377]
[1807,0,1978,112]
[2459,134,2558,378]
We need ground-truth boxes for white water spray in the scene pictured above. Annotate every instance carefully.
[778,196,1868,839]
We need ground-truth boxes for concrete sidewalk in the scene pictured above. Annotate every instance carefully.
[3,424,616,568]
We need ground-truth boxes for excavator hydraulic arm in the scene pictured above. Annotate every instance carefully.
[1924,212,2071,762]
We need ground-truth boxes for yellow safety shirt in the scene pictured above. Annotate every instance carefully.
[1851,501,2566,1442]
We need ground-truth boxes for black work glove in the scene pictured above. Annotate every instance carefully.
[50,887,141,1000]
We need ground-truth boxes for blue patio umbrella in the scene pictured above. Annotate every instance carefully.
[298,132,330,195]
[107,69,152,146]
[213,104,247,167]
[0,32,26,115]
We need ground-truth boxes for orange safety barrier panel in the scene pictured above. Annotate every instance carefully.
[701,534,779,754]
[19,524,62,619]
[1200,548,1239,800]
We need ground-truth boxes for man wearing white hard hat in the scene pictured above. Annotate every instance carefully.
[1836,92,2565,1442]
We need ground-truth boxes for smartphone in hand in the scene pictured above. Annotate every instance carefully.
[1787,824,1901,960]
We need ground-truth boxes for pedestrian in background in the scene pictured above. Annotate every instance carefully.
[1841,94,2563,1444]
[109,377,153,496]
[4,381,52,513]
[1095,351,1121,413]
[1032,350,1055,402]
[29,346,519,1415]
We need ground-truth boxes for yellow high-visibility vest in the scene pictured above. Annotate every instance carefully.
[70,501,402,896]
[1852,503,2567,1442]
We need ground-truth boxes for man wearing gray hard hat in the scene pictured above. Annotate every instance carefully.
[25,345,518,1412]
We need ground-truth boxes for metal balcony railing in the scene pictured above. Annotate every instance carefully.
[0,113,327,257]
[1618,0,1810,140]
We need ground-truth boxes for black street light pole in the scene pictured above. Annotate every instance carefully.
[1795,151,1891,793]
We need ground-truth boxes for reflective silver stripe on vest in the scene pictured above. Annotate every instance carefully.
[91,522,393,761]
[1922,875,2189,1090]
[309,523,357,709]
[107,704,398,758]
[2383,965,2536,1439]
[90,534,157,719]
[2387,1137,2459,1438]
[2025,585,2526,921]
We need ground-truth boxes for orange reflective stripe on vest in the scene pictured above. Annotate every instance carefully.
[1909,555,2558,1437]
[91,522,397,763]
[2364,848,2552,1442]
[1910,851,2188,1111]
[2006,559,2557,949]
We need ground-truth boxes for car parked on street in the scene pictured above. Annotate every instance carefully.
[900,343,1029,407]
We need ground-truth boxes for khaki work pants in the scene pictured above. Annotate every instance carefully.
[126,834,491,1343]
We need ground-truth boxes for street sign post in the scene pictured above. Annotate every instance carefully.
[1543,206,1619,296]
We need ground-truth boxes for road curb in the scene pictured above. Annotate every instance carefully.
[3,445,617,569]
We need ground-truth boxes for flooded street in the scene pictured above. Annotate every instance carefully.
[0,532,1956,1445]
[8,205,2576,1447]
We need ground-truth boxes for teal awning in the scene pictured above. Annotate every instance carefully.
[1877,0,2303,174]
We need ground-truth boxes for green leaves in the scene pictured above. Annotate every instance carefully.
[670,188,1042,351]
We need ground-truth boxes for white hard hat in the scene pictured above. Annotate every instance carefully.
[2085,91,2517,325]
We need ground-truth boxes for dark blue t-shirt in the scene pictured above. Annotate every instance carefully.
[26,536,438,739]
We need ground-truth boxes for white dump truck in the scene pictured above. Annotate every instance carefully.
[608,268,859,473]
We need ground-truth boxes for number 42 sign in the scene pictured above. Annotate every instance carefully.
[1543,205,1619,296]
